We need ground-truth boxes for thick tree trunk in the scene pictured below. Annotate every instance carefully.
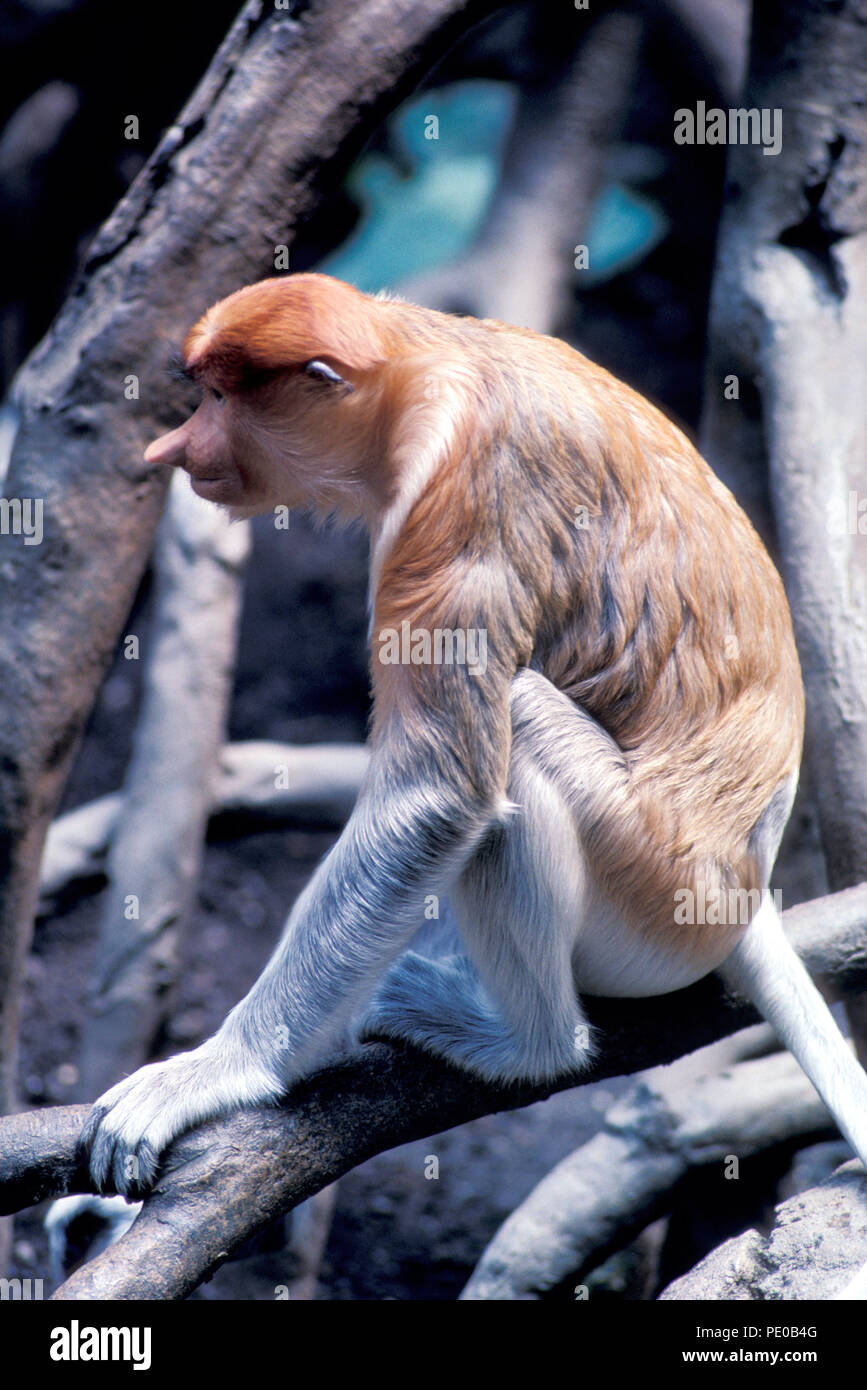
[0,0,499,1117]
[700,0,867,1070]
[700,0,867,886]
[0,0,498,1271]
[78,479,249,1097]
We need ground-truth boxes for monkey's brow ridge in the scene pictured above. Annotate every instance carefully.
[166,351,196,383]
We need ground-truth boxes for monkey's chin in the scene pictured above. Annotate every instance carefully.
[188,474,274,518]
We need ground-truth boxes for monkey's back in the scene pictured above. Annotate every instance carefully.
[378,302,804,964]
[518,336,804,962]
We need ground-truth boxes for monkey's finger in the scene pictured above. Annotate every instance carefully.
[87,1126,121,1196]
[110,1138,159,1200]
[76,1104,105,1158]
[78,1106,120,1191]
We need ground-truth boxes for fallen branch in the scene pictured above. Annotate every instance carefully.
[660,1161,867,1300]
[1,883,866,1298]
[461,1044,835,1300]
[39,742,370,907]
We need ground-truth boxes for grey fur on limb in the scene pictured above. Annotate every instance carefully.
[1,883,866,1299]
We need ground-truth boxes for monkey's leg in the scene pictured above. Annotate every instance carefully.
[356,945,582,1083]
[360,673,603,1083]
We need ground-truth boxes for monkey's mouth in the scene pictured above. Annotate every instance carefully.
[188,474,230,494]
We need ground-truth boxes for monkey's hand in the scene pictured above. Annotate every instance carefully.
[79,1040,283,1198]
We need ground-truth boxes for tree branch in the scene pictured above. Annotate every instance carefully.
[400,9,644,331]
[38,742,370,908]
[462,1042,835,1299]
[1,883,866,1298]
[660,1160,867,1300]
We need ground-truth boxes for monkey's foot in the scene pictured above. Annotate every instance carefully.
[79,1042,283,1198]
[358,951,593,1085]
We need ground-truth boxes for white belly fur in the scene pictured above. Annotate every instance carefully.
[572,885,718,998]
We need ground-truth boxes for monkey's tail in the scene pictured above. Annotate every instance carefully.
[719,893,867,1298]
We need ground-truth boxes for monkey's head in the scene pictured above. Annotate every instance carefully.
[145,274,415,520]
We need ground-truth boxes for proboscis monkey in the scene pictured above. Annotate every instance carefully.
[82,274,867,1294]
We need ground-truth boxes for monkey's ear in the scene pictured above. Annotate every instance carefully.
[303,359,353,389]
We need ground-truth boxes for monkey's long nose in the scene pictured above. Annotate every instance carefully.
[144,427,188,468]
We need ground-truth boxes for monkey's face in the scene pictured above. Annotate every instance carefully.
[144,384,251,509]
[145,357,388,520]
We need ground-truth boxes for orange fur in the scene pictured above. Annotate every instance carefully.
[183,274,392,390]
[156,273,805,970]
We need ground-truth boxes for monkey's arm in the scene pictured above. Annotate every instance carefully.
[81,675,510,1197]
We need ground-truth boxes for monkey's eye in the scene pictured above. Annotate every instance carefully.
[303,359,350,389]
[210,387,226,406]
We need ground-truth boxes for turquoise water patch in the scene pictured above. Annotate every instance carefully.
[580,183,667,285]
[320,80,666,294]
[321,81,517,293]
